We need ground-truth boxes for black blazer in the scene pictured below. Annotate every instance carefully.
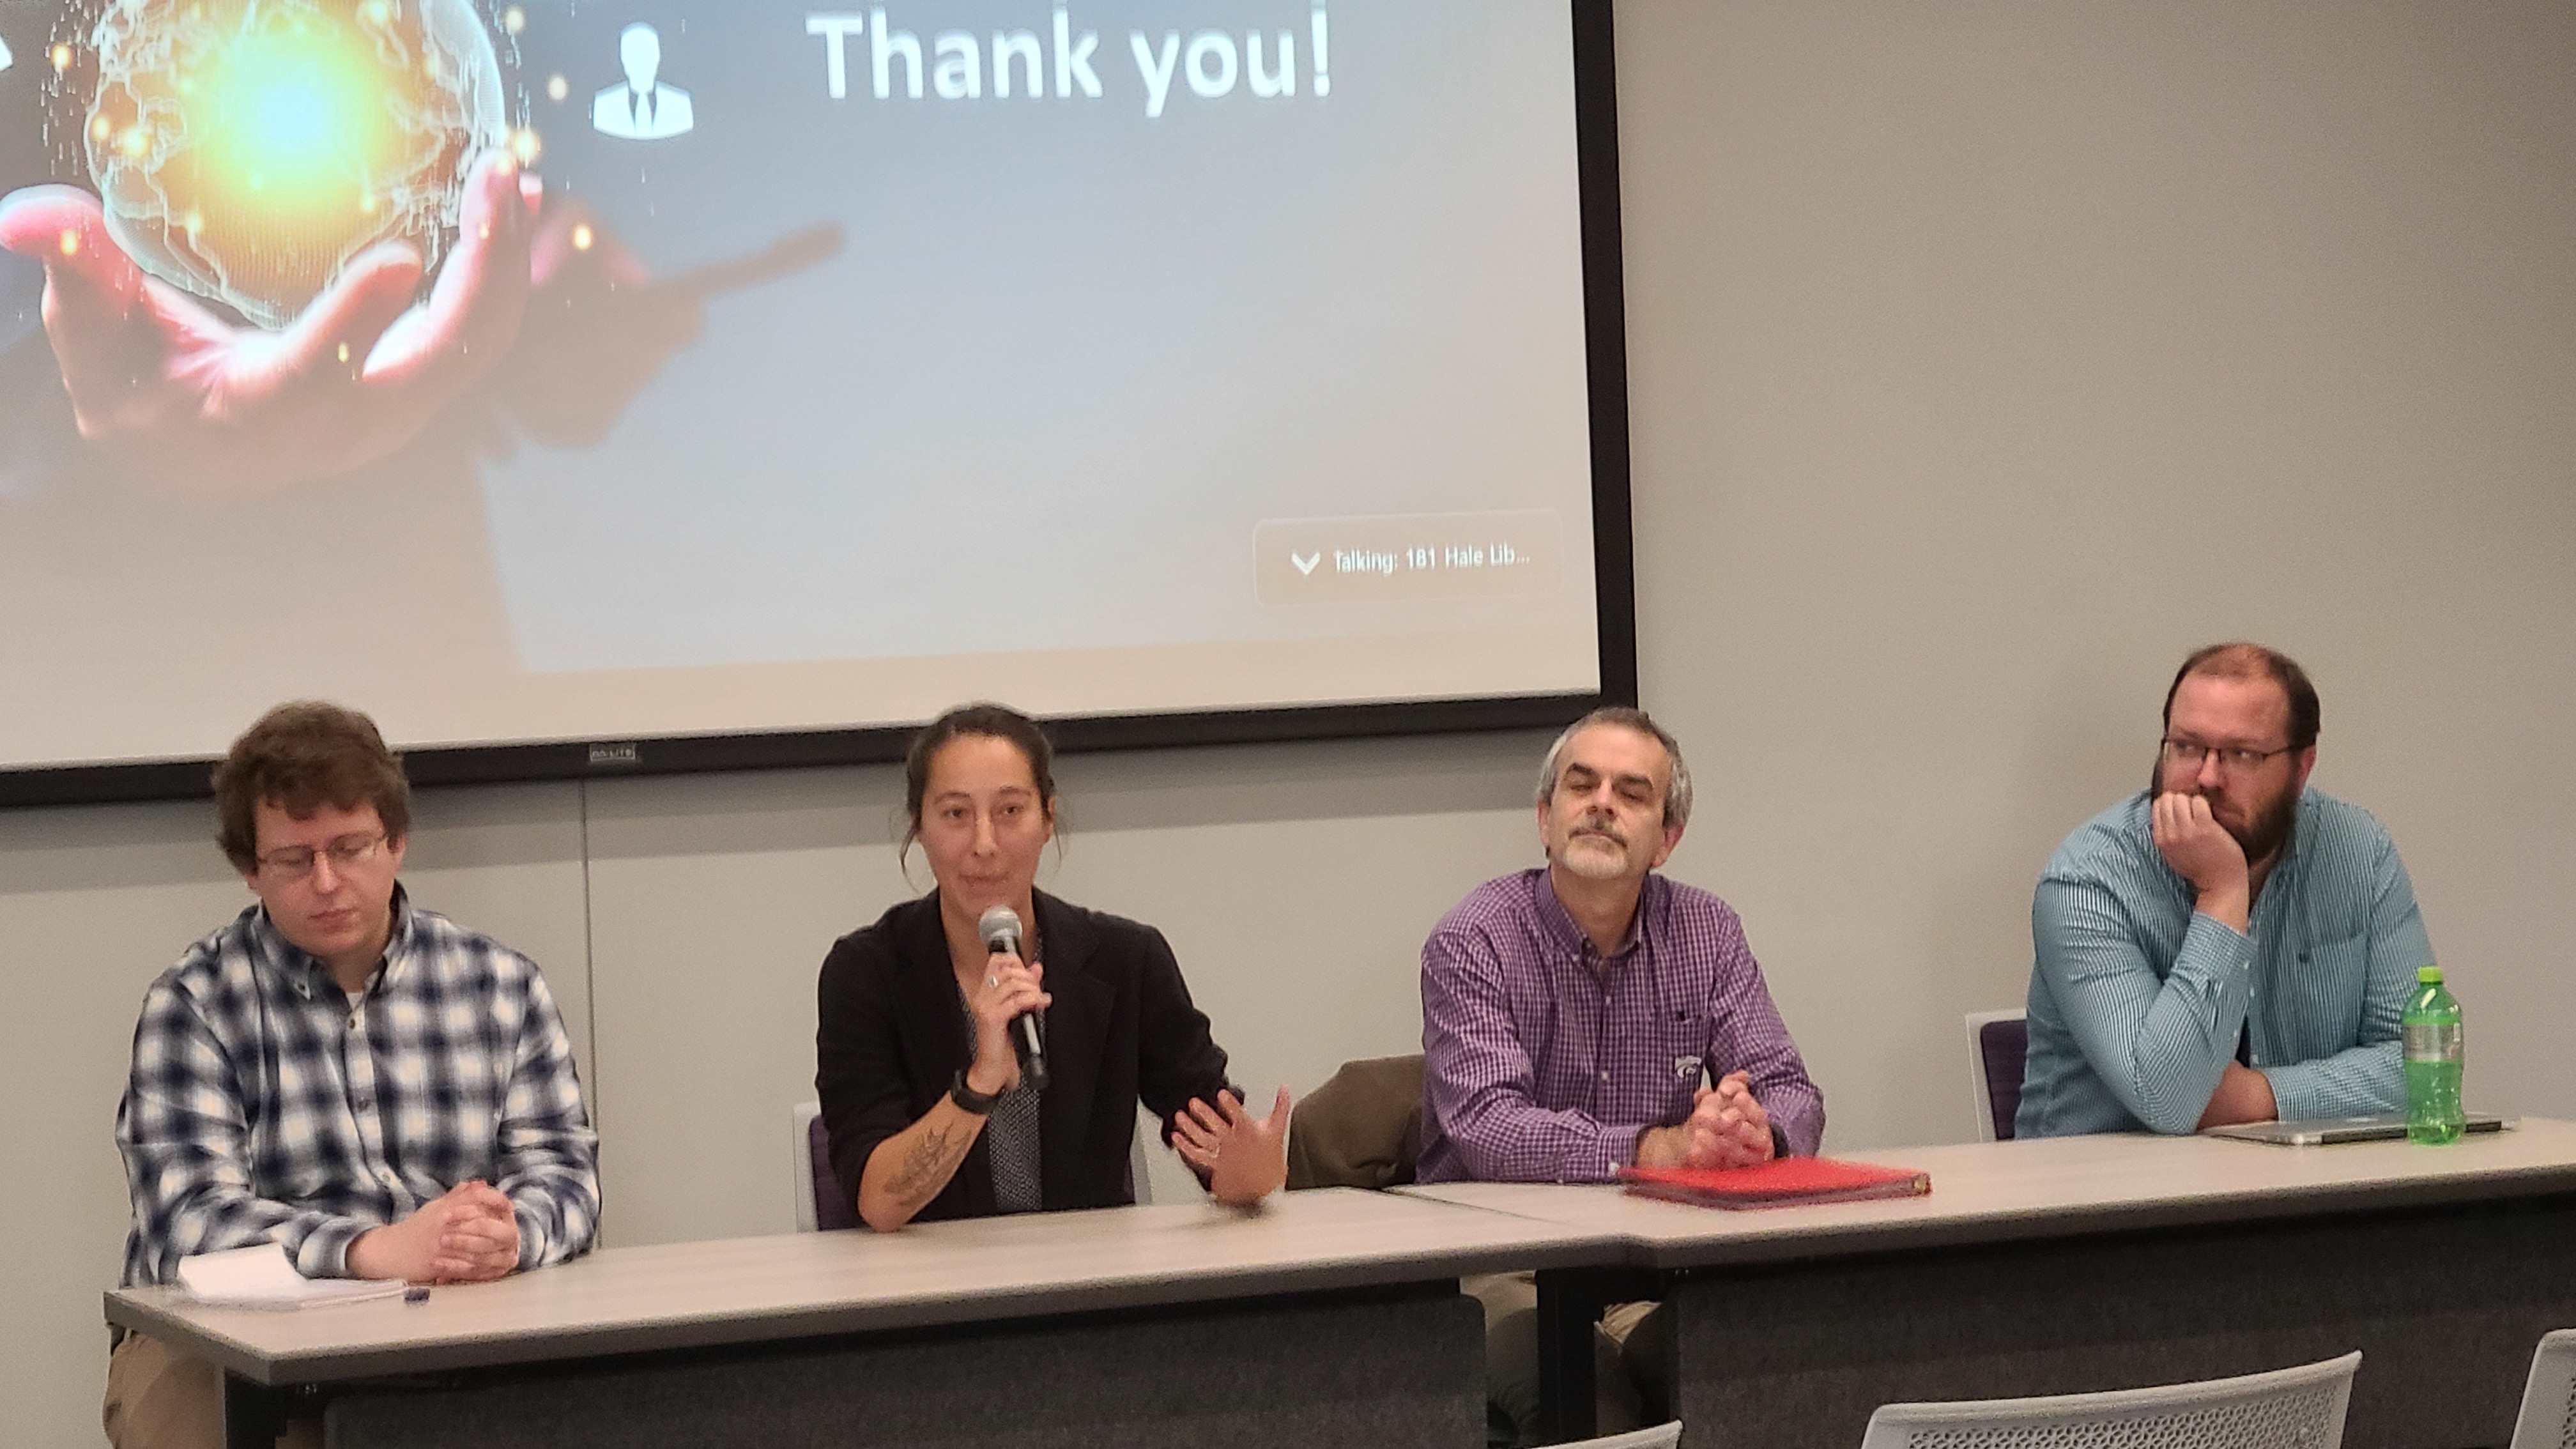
[814,889,1235,1223]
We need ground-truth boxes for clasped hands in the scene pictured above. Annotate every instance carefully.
[1638,1070,1774,1171]
[346,1179,519,1285]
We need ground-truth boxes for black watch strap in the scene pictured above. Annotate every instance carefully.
[949,1069,1002,1116]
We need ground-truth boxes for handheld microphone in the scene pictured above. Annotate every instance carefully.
[977,905,1048,1092]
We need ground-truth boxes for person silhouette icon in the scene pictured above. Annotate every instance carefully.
[592,24,694,141]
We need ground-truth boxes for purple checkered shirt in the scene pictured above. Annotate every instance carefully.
[1418,868,1824,1183]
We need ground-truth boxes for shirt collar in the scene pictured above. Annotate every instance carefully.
[1533,868,1651,962]
[2278,788,2312,867]
[249,885,415,999]
[2255,790,2312,895]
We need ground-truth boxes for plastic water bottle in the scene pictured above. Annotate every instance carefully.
[2402,965,2465,1145]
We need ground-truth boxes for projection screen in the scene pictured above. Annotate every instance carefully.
[0,1,1632,802]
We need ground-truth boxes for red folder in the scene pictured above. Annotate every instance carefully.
[1617,1156,1931,1209]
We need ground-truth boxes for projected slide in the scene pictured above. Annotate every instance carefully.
[0,1,1601,773]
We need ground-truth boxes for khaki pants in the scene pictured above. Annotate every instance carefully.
[1466,1272,1670,1445]
[104,1333,321,1449]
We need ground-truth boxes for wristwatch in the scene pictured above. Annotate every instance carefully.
[949,1069,1003,1116]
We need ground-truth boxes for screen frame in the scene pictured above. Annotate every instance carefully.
[0,0,1637,810]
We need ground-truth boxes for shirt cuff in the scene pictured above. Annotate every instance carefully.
[1603,1122,1663,1178]
[2177,910,2255,977]
[2262,1061,2356,1123]
[512,1200,553,1271]
[295,1218,371,1278]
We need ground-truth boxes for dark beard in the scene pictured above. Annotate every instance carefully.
[2232,785,2299,869]
[2145,753,2300,869]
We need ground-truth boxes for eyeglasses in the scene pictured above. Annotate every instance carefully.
[255,832,388,880]
[2159,738,2294,774]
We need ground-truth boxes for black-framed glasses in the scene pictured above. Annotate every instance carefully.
[255,832,387,879]
[2159,738,2294,774]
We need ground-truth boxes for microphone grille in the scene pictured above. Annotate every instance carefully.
[977,905,1022,944]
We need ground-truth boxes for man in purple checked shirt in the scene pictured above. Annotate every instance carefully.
[1420,705,1824,1442]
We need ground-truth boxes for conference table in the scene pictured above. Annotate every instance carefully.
[108,1124,2576,1449]
[1405,1119,2576,1448]
[103,1186,1617,1449]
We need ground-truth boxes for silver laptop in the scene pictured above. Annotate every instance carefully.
[2206,1112,2511,1146]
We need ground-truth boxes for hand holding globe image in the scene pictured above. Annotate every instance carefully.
[83,0,507,328]
[0,0,540,494]
[0,1,838,496]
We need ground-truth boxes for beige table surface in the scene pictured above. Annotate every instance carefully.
[105,1186,1623,1385]
[1399,1117,2576,1269]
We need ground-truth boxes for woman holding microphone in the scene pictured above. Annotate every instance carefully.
[815,703,1291,1230]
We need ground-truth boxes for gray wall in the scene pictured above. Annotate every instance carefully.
[6,2,2572,1441]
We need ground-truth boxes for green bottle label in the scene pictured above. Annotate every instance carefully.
[2404,1022,2462,1063]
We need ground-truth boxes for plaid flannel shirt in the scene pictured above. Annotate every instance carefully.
[116,889,600,1285]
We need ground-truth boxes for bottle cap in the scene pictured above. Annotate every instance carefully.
[2416,965,2444,984]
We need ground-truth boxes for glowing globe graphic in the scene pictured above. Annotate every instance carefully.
[82,0,507,329]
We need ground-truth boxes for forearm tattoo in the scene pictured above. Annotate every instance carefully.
[887,1123,970,1207]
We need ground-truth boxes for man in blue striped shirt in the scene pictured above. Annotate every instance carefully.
[2018,643,2435,1138]
[105,703,599,1449]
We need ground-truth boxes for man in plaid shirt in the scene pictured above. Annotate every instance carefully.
[1421,706,1822,1443]
[105,703,600,1449]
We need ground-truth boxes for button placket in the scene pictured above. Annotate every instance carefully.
[1577,949,1607,1115]
[339,1000,402,1197]
[1586,969,1607,1082]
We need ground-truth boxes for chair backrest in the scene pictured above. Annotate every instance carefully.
[792,1100,821,1231]
[1860,1351,2358,1449]
[1285,1053,1425,1190]
[2509,1328,2576,1449]
[1128,1109,1154,1207]
[1965,1009,2028,1142]
[792,1101,862,1232]
[1559,1422,1681,1449]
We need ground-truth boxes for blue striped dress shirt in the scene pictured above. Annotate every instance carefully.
[2018,787,2435,1138]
